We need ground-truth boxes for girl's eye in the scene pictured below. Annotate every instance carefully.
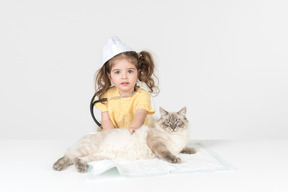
[128,70,134,74]
[114,71,120,75]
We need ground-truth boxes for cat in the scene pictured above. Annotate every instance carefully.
[53,107,196,173]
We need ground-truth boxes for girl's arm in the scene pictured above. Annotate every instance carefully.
[101,112,115,130]
[128,109,148,134]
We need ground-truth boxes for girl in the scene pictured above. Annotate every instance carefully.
[94,37,159,134]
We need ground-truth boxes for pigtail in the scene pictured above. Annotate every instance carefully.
[138,51,159,95]
[95,63,111,99]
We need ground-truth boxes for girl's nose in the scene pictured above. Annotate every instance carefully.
[122,72,127,79]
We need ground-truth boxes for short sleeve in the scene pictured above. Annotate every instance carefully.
[135,90,155,115]
[95,101,108,112]
[94,91,109,112]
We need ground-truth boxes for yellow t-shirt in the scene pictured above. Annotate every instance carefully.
[95,86,155,128]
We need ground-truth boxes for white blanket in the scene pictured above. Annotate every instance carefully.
[88,143,233,177]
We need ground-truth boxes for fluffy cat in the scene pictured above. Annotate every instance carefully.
[53,107,196,173]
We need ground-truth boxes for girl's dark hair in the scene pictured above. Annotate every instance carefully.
[95,51,159,99]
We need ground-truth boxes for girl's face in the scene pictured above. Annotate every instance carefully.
[109,57,138,96]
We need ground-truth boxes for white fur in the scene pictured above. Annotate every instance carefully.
[73,126,155,161]
[69,124,188,161]
[151,124,189,155]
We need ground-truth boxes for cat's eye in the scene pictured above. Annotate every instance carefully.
[176,119,182,126]
[165,120,171,126]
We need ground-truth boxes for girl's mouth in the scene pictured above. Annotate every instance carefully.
[121,82,129,86]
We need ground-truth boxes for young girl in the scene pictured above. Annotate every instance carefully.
[94,36,159,134]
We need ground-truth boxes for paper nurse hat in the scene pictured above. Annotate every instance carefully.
[101,36,134,66]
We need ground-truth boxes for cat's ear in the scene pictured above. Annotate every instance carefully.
[177,107,187,117]
[159,107,169,117]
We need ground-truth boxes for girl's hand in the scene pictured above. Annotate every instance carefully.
[128,127,136,135]
[128,109,148,135]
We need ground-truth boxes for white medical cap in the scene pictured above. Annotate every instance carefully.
[101,36,135,66]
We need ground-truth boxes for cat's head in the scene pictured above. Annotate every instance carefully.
[157,107,188,133]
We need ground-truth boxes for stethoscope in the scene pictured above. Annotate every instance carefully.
[90,90,137,129]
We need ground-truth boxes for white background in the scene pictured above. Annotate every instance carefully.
[1,0,287,140]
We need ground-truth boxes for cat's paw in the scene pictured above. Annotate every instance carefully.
[75,158,88,173]
[163,154,182,164]
[171,157,181,164]
[53,156,68,171]
[181,147,196,154]
[53,162,64,171]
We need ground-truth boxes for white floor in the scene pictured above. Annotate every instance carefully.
[0,140,287,192]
